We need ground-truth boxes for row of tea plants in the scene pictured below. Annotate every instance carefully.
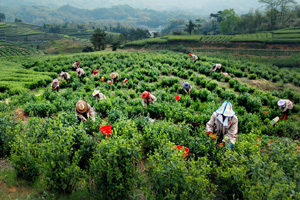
[0,51,299,199]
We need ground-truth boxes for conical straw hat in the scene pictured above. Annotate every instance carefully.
[92,90,100,96]
[76,100,88,113]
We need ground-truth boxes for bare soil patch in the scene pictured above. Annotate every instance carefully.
[13,109,29,125]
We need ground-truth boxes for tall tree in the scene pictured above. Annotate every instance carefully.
[278,0,297,26]
[259,0,280,30]
[219,9,239,34]
[90,28,106,51]
[185,20,196,35]
[0,13,5,22]
[209,11,222,34]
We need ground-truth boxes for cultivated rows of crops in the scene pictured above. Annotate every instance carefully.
[0,46,44,57]
[0,51,299,199]
[124,27,300,47]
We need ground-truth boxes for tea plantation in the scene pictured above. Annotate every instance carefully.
[0,51,299,199]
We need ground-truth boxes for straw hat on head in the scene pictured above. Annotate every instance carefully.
[215,101,235,117]
[183,82,190,89]
[110,72,117,78]
[92,90,100,96]
[76,100,88,113]
[278,99,285,107]
[53,79,59,83]
[142,91,150,99]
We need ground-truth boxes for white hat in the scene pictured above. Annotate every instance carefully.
[215,101,235,117]
[278,99,285,107]
[92,90,100,96]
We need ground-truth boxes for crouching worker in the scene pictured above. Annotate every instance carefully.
[76,68,85,78]
[210,64,222,72]
[110,72,119,83]
[72,61,81,70]
[75,100,95,123]
[92,90,107,100]
[59,71,70,82]
[183,82,192,94]
[92,69,99,77]
[142,91,157,108]
[206,101,238,150]
[278,99,293,120]
[189,53,198,62]
[51,79,59,92]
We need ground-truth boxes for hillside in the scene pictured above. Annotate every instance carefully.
[0,4,195,27]
[0,50,299,199]
[124,27,300,49]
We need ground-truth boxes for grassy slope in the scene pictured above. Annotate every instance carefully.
[124,27,300,47]
[0,61,56,94]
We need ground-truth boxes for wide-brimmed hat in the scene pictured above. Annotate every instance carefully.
[142,91,150,99]
[53,78,59,83]
[92,90,100,96]
[76,100,88,113]
[110,72,117,78]
[278,99,285,107]
[183,82,190,89]
[59,71,65,76]
[215,101,235,117]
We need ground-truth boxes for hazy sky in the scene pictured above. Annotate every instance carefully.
[1,0,300,14]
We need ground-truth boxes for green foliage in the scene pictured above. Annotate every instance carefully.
[89,135,142,199]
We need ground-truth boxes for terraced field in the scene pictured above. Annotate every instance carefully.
[124,27,300,47]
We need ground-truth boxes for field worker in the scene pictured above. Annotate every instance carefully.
[278,99,293,120]
[92,90,107,100]
[75,100,95,122]
[142,91,157,108]
[206,101,238,150]
[72,61,81,69]
[59,71,70,82]
[92,69,99,76]
[189,53,198,62]
[76,68,85,78]
[51,78,59,92]
[211,64,222,72]
[183,82,192,94]
[110,72,119,83]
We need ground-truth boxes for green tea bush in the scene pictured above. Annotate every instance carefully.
[24,100,57,117]
[146,142,216,199]
[89,136,142,199]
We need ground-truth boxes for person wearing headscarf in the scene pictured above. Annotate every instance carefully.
[92,69,99,77]
[75,100,95,122]
[183,82,192,94]
[189,53,198,62]
[51,79,59,92]
[72,61,81,69]
[92,90,107,100]
[277,99,293,120]
[110,72,119,83]
[141,91,157,108]
[206,101,238,149]
[76,68,85,78]
[59,71,70,82]
[210,64,222,72]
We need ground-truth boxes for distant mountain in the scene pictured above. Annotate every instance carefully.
[0,5,196,28]
[1,0,292,14]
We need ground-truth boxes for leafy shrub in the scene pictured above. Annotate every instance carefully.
[248,74,257,80]
[89,136,142,199]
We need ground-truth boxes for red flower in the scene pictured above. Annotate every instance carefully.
[23,167,26,171]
